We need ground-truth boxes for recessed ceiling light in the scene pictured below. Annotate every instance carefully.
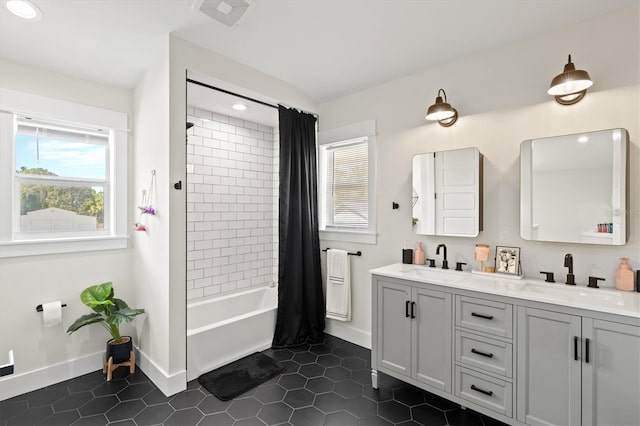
[6,0,42,20]
[578,136,588,143]
[232,103,248,111]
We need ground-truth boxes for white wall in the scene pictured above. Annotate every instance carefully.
[0,59,134,400]
[186,107,277,301]
[131,40,179,395]
[319,6,640,347]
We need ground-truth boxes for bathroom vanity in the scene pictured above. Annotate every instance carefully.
[371,264,640,426]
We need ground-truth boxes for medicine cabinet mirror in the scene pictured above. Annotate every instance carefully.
[520,128,628,245]
[413,147,482,237]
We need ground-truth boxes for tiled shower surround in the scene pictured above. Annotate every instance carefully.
[186,106,278,301]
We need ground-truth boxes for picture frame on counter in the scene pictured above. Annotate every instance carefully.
[495,245,521,275]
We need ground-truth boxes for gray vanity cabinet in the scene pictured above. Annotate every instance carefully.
[375,278,452,392]
[412,287,452,392]
[372,266,640,426]
[516,307,582,425]
[377,280,411,377]
[581,319,640,426]
[517,307,640,426]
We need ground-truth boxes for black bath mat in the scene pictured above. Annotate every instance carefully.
[198,352,285,400]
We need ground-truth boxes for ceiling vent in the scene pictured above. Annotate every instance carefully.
[193,0,251,27]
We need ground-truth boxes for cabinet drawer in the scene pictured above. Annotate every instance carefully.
[456,296,512,338]
[455,331,512,378]
[455,366,512,417]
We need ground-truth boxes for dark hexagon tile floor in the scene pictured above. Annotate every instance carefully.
[0,335,507,425]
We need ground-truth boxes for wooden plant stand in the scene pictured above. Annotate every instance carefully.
[103,351,135,381]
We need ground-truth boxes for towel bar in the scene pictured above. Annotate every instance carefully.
[36,303,67,312]
[322,248,362,256]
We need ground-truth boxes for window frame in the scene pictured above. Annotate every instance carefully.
[0,89,128,257]
[318,120,377,245]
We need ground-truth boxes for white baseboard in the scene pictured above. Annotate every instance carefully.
[135,347,186,397]
[325,320,371,349]
[0,351,103,401]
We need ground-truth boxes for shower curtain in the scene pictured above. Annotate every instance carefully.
[272,106,325,348]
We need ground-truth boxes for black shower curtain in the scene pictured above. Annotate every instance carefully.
[272,106,325,348]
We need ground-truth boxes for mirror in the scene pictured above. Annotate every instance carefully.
[520,128,628,245]
[413,147,482,237]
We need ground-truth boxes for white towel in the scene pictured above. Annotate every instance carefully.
[326,249,351,321]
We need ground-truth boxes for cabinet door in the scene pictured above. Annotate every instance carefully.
[411,287,452,392]
[517,307,581,426]
[377,280,411,377]
[434,147,481,236]
[582,318,640,426]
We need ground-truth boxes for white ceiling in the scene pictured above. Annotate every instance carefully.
[0,0,637,103]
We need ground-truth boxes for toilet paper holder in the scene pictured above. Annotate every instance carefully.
[36,303,67,312]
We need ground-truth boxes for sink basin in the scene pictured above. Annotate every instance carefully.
[403,268,465,283]
[520,282,625,307]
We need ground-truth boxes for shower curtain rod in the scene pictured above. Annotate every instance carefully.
[186,78,318,118]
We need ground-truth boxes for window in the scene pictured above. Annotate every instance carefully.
[322,138,369,228]
[318,120,376,244]
[15,118,110,235]
[0,89,128,257]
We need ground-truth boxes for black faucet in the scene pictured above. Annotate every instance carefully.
[588,276,605,289]
[540,271,555,283]
[564,253,575,285]
[436,244,448,269]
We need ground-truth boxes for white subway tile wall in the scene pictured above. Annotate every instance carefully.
[186,106,278,301]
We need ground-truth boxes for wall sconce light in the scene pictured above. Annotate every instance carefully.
[548,54,593,105]
[425,89,458,127]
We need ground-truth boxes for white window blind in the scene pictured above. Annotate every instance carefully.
[324,138,368,228]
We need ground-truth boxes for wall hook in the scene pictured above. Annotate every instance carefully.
[392,202,399,209]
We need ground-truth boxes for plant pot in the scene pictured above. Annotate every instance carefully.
[104,336,136,381]
[106,336,133,364]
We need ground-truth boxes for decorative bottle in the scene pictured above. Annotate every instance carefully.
[414,242,426,265]
[615,257,634,291]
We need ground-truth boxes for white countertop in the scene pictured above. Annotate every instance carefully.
[371,263,640,319]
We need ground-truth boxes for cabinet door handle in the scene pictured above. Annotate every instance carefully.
[405,301,410,318]
[471,348,494,358]
[471,312,494,320]
[574,336,579,361]
[410,302,416,319]
[470,384,493,397]
[585,338,590,363]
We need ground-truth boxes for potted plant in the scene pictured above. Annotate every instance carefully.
[67,282,145,380]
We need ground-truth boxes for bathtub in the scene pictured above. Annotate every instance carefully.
[186,285,278,381]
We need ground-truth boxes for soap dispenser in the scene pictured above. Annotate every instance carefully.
[414,242,425,265]
[615,257,634,291]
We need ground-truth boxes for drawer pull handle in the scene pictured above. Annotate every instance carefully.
[471,348,494,358]
[410,301,416,319]
[471,312,494,320]
[405,301,410,318]
[470,384,493,397]
[574,336,579,361]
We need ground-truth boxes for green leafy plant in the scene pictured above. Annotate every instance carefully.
[67,282,144,344]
